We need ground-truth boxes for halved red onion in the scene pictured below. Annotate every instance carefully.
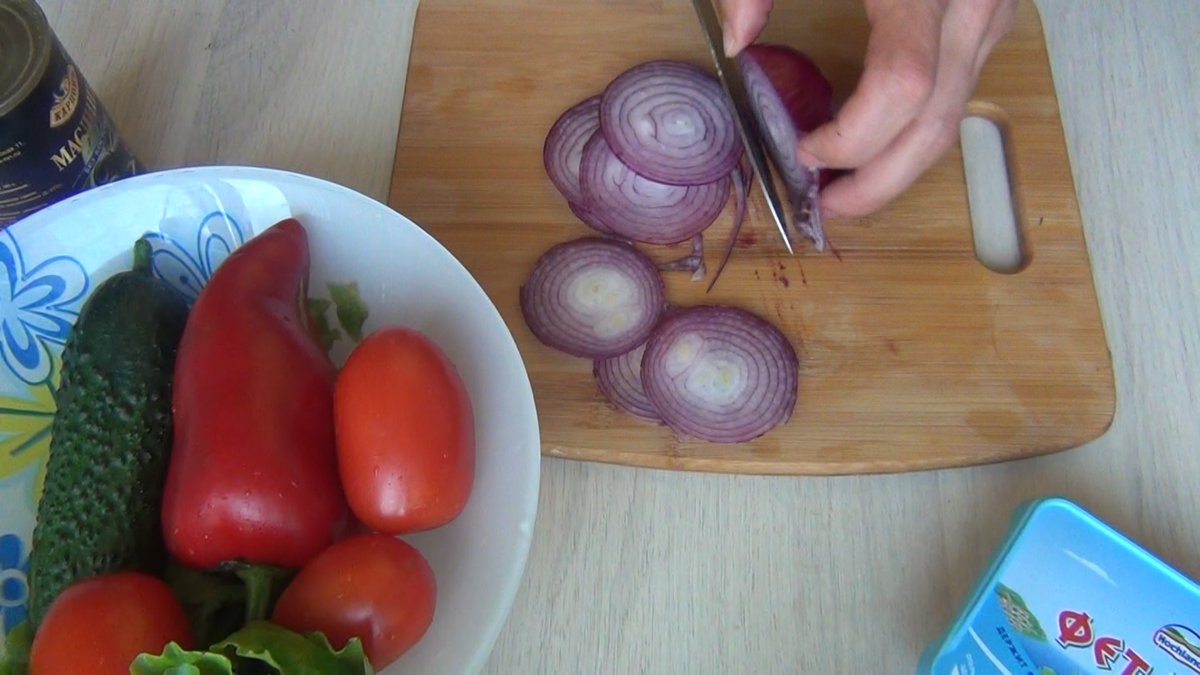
[706,161,751,293]
[658,233,706,282]
[738,45,835,251]
[579,131,730,245]
[599,60,742,186]
[593,342,662,422]
[544,95,601,205]
[520,236,666,359]
[641,305,798,443]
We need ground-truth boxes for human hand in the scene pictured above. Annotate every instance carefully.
[718,0,1018,219]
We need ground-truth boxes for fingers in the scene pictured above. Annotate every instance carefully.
[817,0,1005,218]
[973,0,1018,75]
[815,104,961,218]
[717,0,772,56]
[796,0,946,170]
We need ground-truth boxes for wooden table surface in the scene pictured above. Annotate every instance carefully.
[37,0,1200,672]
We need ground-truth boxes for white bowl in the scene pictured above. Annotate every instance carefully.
[0,166,541,674]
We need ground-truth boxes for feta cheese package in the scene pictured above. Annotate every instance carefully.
[916,497,1200,675]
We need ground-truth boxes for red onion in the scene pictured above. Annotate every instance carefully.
[593,342,662,422]
[520,236,666,359]
[738,44,835,251]
[599,60,742,186]
[579,131,730,245]
[641,305,798,443]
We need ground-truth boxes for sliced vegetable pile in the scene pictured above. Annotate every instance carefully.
[0,217,474,675]
[526,45,833,443]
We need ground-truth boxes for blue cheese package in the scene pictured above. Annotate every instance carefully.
[916,497,1200,675]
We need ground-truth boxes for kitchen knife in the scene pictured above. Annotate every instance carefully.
[690,0,794,254]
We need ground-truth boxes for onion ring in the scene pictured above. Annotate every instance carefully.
[520,236,666,359]
[599,60,742,186]
[544,95,601,205]
[593,342,662,422]
[641,305,798,443]
[707,161,750,293]
[579,131,729,245]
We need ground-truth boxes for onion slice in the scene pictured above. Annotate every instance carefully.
[599,60,742,186]
[738,45,834,251]
[641,305,798,443]
[580,131,730,245]
[593,342,662,422]
[520,236,666,359]
[544,95,601,205]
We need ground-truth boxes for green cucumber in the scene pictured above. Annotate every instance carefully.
[25,236,190,630]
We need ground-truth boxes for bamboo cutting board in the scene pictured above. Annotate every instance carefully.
[387,0,1115,475]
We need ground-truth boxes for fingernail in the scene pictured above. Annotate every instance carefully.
[722,23,737,57]
[797,143,824,170]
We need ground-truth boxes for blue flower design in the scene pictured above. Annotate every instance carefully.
[0,533,29,634]
[142,211,246,305]
[0,231,89,386]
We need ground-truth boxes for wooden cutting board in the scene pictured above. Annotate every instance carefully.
[387,0,1115,475]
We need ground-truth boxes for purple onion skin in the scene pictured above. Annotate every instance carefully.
[641,305,799,444]
[520,236,667,360]
[599,60,743,186]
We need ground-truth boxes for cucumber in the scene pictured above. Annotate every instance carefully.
[25,236,191,630]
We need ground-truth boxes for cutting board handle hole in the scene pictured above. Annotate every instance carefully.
[960,112,1030,274]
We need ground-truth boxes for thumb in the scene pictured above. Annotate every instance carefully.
[718,0,772,56]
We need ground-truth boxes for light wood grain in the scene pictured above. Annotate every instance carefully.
[388,0,1114,475]
[37,0,419,202]
[35,0,1200,673]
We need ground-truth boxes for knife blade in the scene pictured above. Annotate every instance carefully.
[690,0,794,254]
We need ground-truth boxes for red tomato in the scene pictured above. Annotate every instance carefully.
[333,325,475,534]
[270,533,437,668]
[29,572,193,675]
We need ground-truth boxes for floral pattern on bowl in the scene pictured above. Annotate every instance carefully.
[0,182,270,652]
[0,166,541,675]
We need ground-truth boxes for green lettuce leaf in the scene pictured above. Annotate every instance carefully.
[0,619,32,675]
[130,641,236,674]
[327,282,369,342]
[306,297,342,353]
[131,621,373,675]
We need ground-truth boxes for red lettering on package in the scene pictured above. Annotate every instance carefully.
[1119,649,1152,675]
[1058,610,1095,648]
[1054,610,1155,673]
[1095,636,1125,669]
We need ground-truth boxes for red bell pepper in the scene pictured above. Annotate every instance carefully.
[161,217,349,572]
